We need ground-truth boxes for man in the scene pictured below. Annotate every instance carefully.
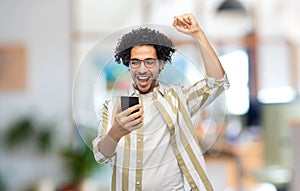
[93,13,229,191]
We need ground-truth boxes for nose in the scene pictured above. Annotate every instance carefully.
[139,61,147,73]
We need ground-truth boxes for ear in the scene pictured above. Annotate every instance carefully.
[159,60,165,71]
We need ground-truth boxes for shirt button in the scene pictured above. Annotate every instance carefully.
[137,160,141,163]
[137,138,141,142]
[136,181,140,185]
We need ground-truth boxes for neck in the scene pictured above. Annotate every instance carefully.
[134,81,159,94]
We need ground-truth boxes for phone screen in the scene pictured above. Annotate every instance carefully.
[121,96,139,113]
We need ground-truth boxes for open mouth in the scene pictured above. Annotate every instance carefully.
[137,75,151,82]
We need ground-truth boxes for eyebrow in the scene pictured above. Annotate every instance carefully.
[129,57,157,60]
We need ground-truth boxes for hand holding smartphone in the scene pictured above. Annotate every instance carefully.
[121,96,140,113]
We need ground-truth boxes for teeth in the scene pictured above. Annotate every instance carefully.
[137,76,150,81]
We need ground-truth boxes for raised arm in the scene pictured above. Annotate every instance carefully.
[173,13,225,79]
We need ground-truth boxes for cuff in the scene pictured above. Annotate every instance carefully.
[92,136,114,164]
[206,74,230,90]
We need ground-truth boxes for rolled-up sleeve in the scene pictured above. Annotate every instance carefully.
[206,74,230,90]
[92,100,115,164]
[92,136,114,163]
[183,74,230,116]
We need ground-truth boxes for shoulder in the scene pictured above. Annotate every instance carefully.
[160,83,185,97]
[101,97,119,111]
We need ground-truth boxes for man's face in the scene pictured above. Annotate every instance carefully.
[129,45,163,94]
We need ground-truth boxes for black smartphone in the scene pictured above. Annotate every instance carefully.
[121,96,139,113]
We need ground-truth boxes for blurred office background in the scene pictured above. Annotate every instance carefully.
[0,0,300,190]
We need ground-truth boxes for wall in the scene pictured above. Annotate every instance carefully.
[0,0,71,128]
[0,0,71,190]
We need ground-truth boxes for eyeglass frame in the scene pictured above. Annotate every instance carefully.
[128,58,160,69]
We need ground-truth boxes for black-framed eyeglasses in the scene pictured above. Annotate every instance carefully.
[129,58,159,69]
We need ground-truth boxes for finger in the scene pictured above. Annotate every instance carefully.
[174,18,183,28]
[177,18,190,28]
[121,115,143,130]
[183,17,192,25]
[176,16,188,27]
[120,107,143,125]
[128,115,143,127]
[172,16,178,26]
[176,18,185,25]
[128,109,143,123]
[127,122,143,132]
[125,118,144,131]
[125,104,143,116]
[115,115,136,129]
[131,108,143,119]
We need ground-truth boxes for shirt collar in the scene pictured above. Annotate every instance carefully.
[128,83,166,96]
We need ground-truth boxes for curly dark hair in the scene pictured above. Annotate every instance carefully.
[114,27,176,67]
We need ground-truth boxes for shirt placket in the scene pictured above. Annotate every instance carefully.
[135,94,143,191]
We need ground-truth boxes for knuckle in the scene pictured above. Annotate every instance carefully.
[137,117,142,122]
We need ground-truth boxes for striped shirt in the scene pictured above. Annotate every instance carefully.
[93,75,229,191]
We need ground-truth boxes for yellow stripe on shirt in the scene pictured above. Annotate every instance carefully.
[153,92,198,190]
[122,134,131,190]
